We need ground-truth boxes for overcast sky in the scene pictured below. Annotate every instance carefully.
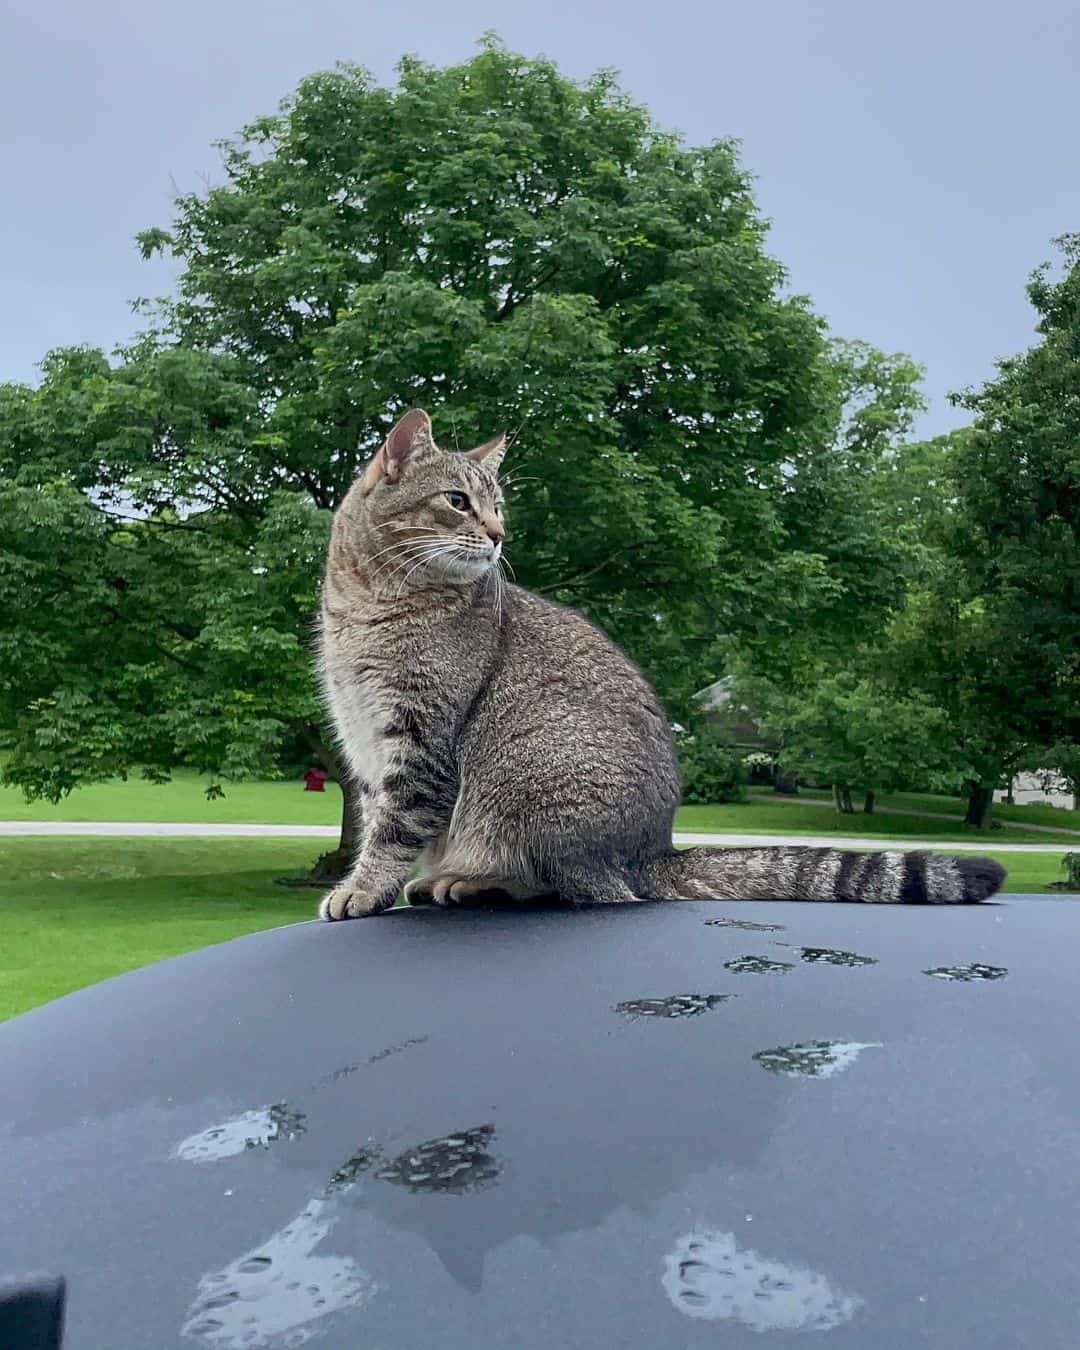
[4,0,1078,433]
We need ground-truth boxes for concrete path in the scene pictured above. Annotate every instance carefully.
[0,820,1069,853]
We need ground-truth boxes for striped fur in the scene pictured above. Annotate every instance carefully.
[318,411,1007,921]
[643,847,1004,905]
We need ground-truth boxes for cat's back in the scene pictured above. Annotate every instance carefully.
[498,583,670,729]
[465,582,679,831]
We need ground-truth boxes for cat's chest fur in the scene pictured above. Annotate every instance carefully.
[320,613,407,792]
[330,662,396,790]
[320,595,488,794]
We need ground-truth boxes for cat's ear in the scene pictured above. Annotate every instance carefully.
[465,432,507,474]
[361,409,434,494]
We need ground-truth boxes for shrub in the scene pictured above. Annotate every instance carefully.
[1053,853,1080,892]
[677,732,747,805]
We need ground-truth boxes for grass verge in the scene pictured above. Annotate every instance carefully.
[776,786,1080,835]
[4,771,1076,843]
[0,838,318,1022]
[0,838,1072,1024]
[676,801,1079,843]
[0,769,344,825]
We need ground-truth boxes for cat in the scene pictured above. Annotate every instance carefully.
[316,409,1005,919]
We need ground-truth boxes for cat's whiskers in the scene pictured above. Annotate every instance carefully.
[505,413,529,452]
[494,560,506,628]
[370,540,450,583]
[366,529,445,564]
[376,541,448,573]
[380,537,459,581]
[368,541,432,577]
[482,553,508,628]
[483,564,499,623]
[394,543,462,597]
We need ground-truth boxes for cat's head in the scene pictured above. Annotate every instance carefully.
[342,409,507,593]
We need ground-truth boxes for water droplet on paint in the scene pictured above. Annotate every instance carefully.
[237,1257,272,1274]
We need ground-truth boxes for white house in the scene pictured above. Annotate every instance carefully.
[995,771,1077,811]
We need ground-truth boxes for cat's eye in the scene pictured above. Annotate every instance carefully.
[445,490,469,511]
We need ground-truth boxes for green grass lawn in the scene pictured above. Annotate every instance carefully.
[0,838,320,1022]
[0,769,344,825]
[0,837,1072,1024]
[4,769,1078,842]
[676,800,1080,843]
[785,786,1080,835]
[882,790,1080,833]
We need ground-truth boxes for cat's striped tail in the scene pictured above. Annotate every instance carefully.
[642,846,1005,905]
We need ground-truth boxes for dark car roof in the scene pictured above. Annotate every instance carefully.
[2,897,1079,1348]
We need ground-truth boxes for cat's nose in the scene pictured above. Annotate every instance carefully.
[483,517,505,545]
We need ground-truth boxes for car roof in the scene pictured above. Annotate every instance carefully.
[1,897,1078,1348]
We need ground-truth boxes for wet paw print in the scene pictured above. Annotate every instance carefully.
[924,963,1007,982]
[724,955,794,975]
[374,1125,499,1194]
[705,917,785,932]
[753,1040,882,1079]
[615,994,734,1019]
[798,947,877,968]
[174,1104,306,1162]
[663,1230,863,1331]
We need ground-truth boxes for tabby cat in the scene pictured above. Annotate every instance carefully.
[317,409,1004,920]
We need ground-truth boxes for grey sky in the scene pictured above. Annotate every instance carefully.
[4,0,1078,434]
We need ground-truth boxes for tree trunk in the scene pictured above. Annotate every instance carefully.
[964,783,994,830]
[772,766,799,796]
[833,785,855,814]
[863,790,875,814]
[304,772,362,884]
[276,759,363,888]
[1005,777,1015,805]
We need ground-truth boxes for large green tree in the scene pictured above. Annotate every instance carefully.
[887,238,1080,826]
[721,426,998,815]
[761,671,955,814]
[0,40,918,870]
[699,341,938,792]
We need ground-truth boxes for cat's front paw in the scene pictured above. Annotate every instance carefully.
[403,874,484,906]
[403,876,436,906]
[319,885,387,921]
